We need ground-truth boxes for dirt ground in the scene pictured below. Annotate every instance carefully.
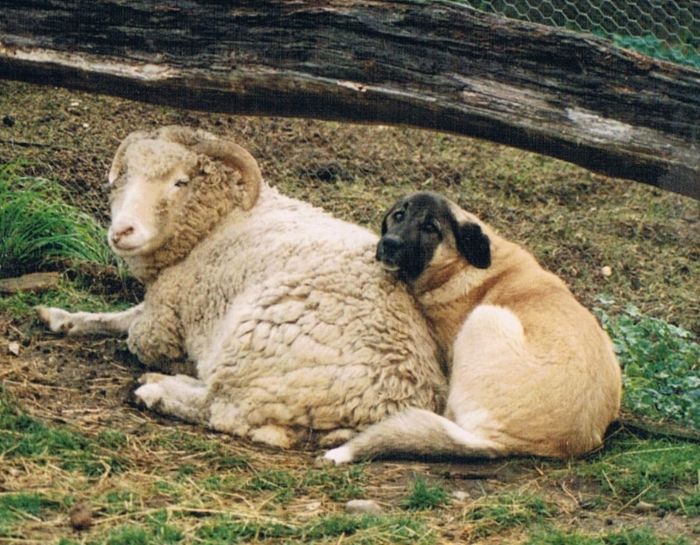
[0,80,698,544]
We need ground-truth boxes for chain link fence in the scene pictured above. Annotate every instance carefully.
[463,0,700,68]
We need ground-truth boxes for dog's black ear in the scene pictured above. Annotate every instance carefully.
[455,222,491,269]
[380,206,393,235]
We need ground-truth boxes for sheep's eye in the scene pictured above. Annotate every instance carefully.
[392,210,405,223]
[174,178,189,188]
[421,222,440,235]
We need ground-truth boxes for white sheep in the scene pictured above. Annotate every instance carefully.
[38,126,446,448]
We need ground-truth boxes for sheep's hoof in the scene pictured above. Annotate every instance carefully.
[35,306,77,335]
[133,382,164,409]
[319,445,355,466]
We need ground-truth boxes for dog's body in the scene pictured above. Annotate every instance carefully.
[324,192,621,463]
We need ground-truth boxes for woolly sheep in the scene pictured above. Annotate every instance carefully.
[38,126,447,448]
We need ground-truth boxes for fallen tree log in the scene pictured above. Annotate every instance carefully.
[0,0,698,199]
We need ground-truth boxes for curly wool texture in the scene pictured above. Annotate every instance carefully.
[116,128,447,445]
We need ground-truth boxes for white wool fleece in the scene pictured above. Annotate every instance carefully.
[128,183,447,443]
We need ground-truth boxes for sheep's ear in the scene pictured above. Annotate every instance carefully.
[192,139,262,211]
[453,222,491,269]
[108,130,151,185]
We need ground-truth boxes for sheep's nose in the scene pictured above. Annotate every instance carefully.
[111,225,134,243]
[376,234,402,263]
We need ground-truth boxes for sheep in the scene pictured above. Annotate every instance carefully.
[38,126,447,448]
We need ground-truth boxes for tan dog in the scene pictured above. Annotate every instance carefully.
[324,191,621,463]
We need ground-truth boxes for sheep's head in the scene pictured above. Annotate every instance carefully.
[106,126,262,280]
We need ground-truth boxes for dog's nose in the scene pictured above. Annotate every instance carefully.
[376,234,402,262]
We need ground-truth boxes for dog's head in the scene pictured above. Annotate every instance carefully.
[376,192,491,283]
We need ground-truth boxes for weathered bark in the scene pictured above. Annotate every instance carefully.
[0,0,698,198]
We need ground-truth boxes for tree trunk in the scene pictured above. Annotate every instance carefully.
[0,0,698,198]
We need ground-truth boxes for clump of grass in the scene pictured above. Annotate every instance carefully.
[527,526,692,545]
[595,300,700,429]
[0,276,131,322]
[302,464,368,501]
[0,493,61,532]
[0,388,125,477]
[573,434,700,513]
[196,514,432,545]
[0,163,115,278]
[401,475,450,510]
[464,492,557,538]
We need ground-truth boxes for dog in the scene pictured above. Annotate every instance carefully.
[324,191,621,463]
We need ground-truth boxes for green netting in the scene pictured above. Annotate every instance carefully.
[462,0,700,68]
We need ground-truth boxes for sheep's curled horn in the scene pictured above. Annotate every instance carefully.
[107,126,262,211]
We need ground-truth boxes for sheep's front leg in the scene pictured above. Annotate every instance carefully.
[134,373,208,424]
[36,304,143,337]
[127,302,185,366]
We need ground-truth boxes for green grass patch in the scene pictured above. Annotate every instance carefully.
[573,434,700,513]
[0,388,125,477]
[464,492,557,537]
[196,514,433,545]
[0,492,61,524]
[0,163,115,278]
[527,526,692,545]
[401,475,450,510]
[146,430,250,470]
[302,464,368,501]
[0,492,62,538]
[0,276,130,323]
[596,301,699,429]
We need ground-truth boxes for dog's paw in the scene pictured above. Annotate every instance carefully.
[320,445,355,466]
[35,306,79,335]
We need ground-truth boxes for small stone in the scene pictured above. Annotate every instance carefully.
[2,115,15,127]
[452,490,470,501]
[345,499,383,516]
[69,502,93,531]
[7,341,20,356]
[601,266,612,277]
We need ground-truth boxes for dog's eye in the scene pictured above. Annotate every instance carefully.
[174,178,189,188]
[392,210,405,222]
[421,222,440,235]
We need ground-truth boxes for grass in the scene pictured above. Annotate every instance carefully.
[569,435,700,514]
[400,475,450,510]
[0,389,126,477]
[596,300,700,429]
[0,493,61,536]
[526,527,693,545]
[0,163,115,278]
[0,276,131,321]
[463,492,557,538]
